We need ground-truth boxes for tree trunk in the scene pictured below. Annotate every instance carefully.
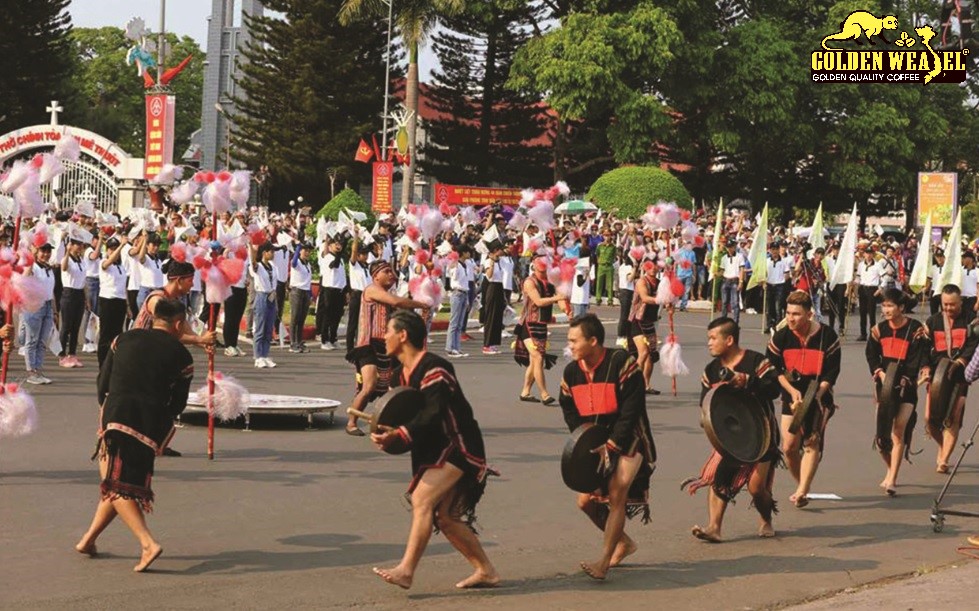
[477,14,498,184]
[553,114,567,182]
[402,43,420,208]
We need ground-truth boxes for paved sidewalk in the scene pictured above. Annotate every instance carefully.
[787,551,979,609]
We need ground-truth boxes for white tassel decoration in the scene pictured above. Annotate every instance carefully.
[0,384,39,438]
[198,373,250,422]
[660,337,689,377]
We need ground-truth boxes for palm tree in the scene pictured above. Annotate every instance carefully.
[340,0,463,207]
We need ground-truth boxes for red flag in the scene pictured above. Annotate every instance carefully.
[371,134,382,161]
[354,139,373,163]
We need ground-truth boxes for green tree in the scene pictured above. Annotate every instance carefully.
[340,0,464,207]
[237,0,392,208]
[69,28,203,156]
[422,2,551,187]
[508,3,681,177]
[0,1,75,129]
[586,166,692,218]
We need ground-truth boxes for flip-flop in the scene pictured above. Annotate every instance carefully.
[885,487,897,497]
[541,396,556,406]
[645,388,661,396]
[937,464,950,474]
[793,495,809,509]
[519,395,541,403]
[345,427,366,437]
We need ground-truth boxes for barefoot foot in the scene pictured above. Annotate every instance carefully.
[580,560,608,580]
[691,525,722,543]
[456,570,501,589]
[791,493,809,508]
[74,541,98,557]
[758,522,776,538]
[373,566,412,589]
[133,543,162,572]
[609,539,637,567]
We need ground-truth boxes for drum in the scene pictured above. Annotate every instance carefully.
[700,385,771,463]
[788,379,820,435]
[929,357,964,429]
[561,423,610,493]
[348,386,424,455]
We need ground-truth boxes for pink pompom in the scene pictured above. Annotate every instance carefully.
[657,276,677,305]
[53,134,81,161]
[543,186,560,201]
[671,277,685,297]
[170,242,188,263]
[642,260,656,274]
[37,153,64,184]
[405,225,420,241]
[547,265,562,286]
[430,266,442,279]
[694,235,706,248]
[32,227,49,249]
[414,250,430,266]
[229,171,251,207]
[0,383,39,439]
[192,253,209,270]
[508,211,528,232]
[554,180,571,196]
[629,247,645,262]
[218,257,245,285]
[248,225,267,246]
[681,210,692,221]
[527,200,555,232]
[0,160,33,193]
[216,170,233,182]
[199,372,251,422]
[205,265,232,304]
[419,207,444,242]
[171,180,199,205]
[439,202,458,217]
[30,154,44,169]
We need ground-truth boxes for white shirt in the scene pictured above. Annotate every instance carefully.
[767,256,790,285]
[498,257,515,291]
[721,252,745,280]
[485,259,503,285]
[465,259,477,284]
[962,267,978,297]
[137,255,165,289]
[571,259,591,305]
[251,261,277,293]
[320,253,347,289]
[290,257,313,291]
[618,263,634,291]
[272,249,290,283]
[857,260,881,287]
[61,255,86,289]
[449,262,468,292]
[348,260,369,292]
[84,247,101,278]
[123,249,140,291]
[99,259,128,299]
[32,262,56,300]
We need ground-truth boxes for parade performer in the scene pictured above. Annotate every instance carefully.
[370,310,499,590]
[627,260,662,395]
[345,260,430,435]
[481,239,507,355]
[75,299,194,572]
[865,289,928,495]
[921,284,978,473]
[98,236,131,367]
[686,317,780,542]
[515,256,566,404]
[767,290,841,508]
[560,314,656,580]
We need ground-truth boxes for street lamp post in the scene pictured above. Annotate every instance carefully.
[381,0,394,161]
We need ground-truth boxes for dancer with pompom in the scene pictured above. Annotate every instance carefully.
[684,316,780,542]
[344,260,431,436]
[316,237,347,351]
[626,262,663,395]
[77,298,194,572]
[20,243,57,385]
[515,256,566,404]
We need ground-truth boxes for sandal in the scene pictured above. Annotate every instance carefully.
[645,388,661,396]
[345,426,366,437]
[519,395,541,403]
[937,464,949,474]
[541,396,556,406]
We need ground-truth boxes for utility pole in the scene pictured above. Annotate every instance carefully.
[157,0,167,85]
[381,0,394,161]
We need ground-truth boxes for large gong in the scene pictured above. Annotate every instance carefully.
[561,423,610,493]
[700,385,771,463]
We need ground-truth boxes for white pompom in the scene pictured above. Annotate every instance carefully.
[53,133,81,161]
[656,276,678,305]
[198,373,251,422]
[660,338,689,377]
[0,161,34,194]
[0,384,39,438]
[38,154,64,185]
[554,180,571,196]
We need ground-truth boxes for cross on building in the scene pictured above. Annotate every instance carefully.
[46,100,63,126]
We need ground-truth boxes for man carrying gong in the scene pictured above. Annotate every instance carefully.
[559,313,656,580]
[685,317,781,542]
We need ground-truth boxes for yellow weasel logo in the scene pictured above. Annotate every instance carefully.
[821,11,899,50]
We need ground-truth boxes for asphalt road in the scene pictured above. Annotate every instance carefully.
[2,307,978,610]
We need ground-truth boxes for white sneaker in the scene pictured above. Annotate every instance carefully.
[225,347,238,357]
[17,346,26,356]
[82,342,97,353]
[24,372,44,385]
[38,373,52,385]
[255,358,268,368]
[264,358,277,368]
[447,350,468,358]
[321,342,335,351]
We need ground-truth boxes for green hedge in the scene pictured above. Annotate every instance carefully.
[586,166,693,218]
[313,188,376,223]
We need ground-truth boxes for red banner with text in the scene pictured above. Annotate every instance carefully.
[433,183,523,207]
[144,93,175,180]
[372,161,394,214]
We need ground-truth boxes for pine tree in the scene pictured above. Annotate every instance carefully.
[0,0,76,128]
[422,2,551,188]
[235,0,392,206]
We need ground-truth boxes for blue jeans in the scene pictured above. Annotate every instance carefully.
[679,275,693,309]
[572,303,589,318]
[253,292,276,358]
[136,286,162,311]
[695,265,707,297]
[446,290,468,352]
[23,300,54,372]
[721,279,740,323]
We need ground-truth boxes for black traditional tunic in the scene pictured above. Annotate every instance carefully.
[559,348,656,522]
[766,322,841,448]
[345,291,394,401]
[96,328,194,510]
[865,318,928,455]
[393,352,497,530]
[923,310,977,429]
[627,276,660,362]
[513,275,557,369]
[684,350,781,502]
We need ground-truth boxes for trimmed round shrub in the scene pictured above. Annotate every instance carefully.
[313,188,376,223]
[586,166,693,218]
